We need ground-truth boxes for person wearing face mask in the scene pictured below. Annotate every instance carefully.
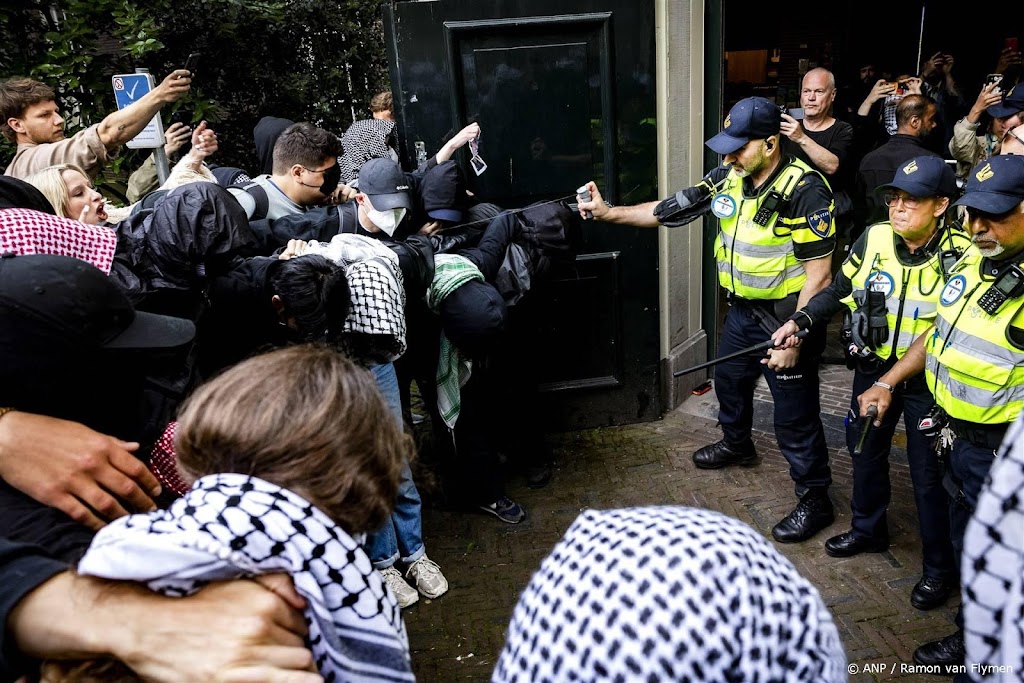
[228,122,342,221]
[343,157,414,238]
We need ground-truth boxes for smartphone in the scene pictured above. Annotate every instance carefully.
[183,52,201,77]
[986,73,1004,94]
[1006,37,1019,52]
[169,109,193,126]
[788,107,804,120]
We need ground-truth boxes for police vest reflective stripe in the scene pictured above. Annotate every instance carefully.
[926,252,1024,425]
[842,222,969,361]
[714,158,833,300]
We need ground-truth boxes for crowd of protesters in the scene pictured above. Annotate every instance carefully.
[0,36,1023,682]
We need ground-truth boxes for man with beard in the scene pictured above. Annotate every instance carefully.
[858,154,1024,671]
[579,96,837,544]
[772,156,969,610]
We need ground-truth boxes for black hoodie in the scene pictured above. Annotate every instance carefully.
[253,116,295,175]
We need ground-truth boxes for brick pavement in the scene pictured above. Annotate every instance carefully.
[403,363,957,682]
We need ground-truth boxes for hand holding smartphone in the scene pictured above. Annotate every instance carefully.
[183,52,201,78]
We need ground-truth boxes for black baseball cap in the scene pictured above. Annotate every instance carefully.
[421,160,468,222]
[706,96,782,155]
[987,83,1024,118]
[877,156,958,198]
[952,155,1024,214]
[357,158,412,211]
[0,253,195,351]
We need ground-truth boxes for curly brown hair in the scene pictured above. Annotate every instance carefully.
[174,344,412,533]
[0,78,56,142]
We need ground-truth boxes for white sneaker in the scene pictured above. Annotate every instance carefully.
[406,555,449,599]
[379,566,419,608]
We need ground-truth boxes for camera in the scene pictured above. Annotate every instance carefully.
[884,81,908,95]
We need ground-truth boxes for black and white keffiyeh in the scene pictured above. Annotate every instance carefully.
[339,119,400,186]
[305,234,407,363]
[78,473,413,682]
[963,413,1024,681]
[493,506,846,683]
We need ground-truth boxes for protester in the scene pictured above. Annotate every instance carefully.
[1,71,191,179]
[493,506,847,682]
[73,345,415,681]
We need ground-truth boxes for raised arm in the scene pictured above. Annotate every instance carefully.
[96,70,191,149]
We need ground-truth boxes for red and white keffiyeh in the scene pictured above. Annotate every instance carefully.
[0,208,117,274]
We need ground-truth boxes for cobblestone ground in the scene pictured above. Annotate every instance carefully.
[403,363,958,682]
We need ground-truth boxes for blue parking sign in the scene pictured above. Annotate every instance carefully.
[111,73,164,149]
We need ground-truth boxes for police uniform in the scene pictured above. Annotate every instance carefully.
[793,156,967,596]
[660,97,837,542]
[911,154,1024,670]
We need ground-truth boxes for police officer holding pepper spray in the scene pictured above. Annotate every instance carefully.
[857,154,1024,671]
[773,156,969,612]
[578,96,837,543]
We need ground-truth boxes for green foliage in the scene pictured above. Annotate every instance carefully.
[0,0,390,182]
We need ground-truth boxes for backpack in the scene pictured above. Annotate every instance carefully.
[228,181,270,221]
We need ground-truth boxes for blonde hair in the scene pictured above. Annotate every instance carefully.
[23,163,90,218]
[174,345,412,533]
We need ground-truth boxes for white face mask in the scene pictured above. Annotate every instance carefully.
[366,207,407,236]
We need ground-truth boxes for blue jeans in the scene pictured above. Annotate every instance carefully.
[366,363,425,569]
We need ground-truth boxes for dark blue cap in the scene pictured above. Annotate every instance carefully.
[706,97,781,155]
[987,83,1024,118]
[877,156,958,198]
[953,155,1024,214]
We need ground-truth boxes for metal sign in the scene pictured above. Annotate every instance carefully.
[111,72,164,149]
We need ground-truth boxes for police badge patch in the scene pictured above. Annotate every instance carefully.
[806,209,832,237]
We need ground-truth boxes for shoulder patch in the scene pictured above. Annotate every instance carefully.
[807,209,832,237]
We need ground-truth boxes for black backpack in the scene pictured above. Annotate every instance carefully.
[228,181,270,221]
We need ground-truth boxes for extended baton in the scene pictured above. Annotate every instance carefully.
[673,328,810,378]
[853,404,879,455]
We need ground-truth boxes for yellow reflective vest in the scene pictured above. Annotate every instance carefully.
[843,222,971,361]
[926,250,1024,425]
[715,158,834,300]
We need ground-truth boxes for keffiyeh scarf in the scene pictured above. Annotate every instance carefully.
[493,506,847,683]
[78,473,414,682]
[426,254,484,430]
[963,415,1024,681]
[306,234,407,363]
[0,208,117,273]
[339,119,400,186]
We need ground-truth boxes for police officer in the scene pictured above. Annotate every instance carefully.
[858,154,1024,670]
[579,96,837,543]
[773,156,969,611]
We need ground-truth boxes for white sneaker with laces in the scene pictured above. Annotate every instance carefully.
[405,555,449,599]
[379,565,419,608]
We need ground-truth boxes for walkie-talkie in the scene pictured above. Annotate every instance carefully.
[977,264,1024,314]
[752,175,795,226]
[939,249,960,279]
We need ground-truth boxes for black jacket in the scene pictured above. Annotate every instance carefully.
[856,134,940,227]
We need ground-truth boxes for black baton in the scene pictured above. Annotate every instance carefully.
[854,404,878,455]
[673,329,810,378]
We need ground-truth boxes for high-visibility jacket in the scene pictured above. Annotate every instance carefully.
[926,250,1024,425]
[715,158,834,300]
[843,222,971,361]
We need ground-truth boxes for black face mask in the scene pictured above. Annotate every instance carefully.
[319,162,341,195]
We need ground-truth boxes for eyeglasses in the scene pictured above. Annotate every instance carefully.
[300,164,334,175]
[882,192,923,209]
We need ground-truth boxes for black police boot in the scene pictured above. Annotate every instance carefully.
[772,489,835,543]
[913,631,965,667]
[824,531,889,558]
[910,575,956,611]
[692,439,758,470]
